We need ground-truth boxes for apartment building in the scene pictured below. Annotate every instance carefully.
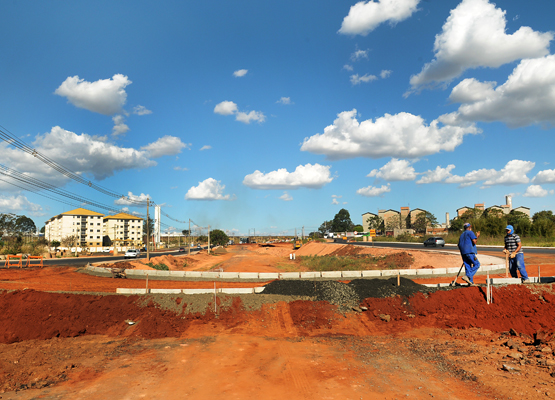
[45,208,105,247]
[103,212,144,247]
[45,208,144,248]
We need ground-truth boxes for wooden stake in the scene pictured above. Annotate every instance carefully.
[146,273,149,293]
[397,272,400,286]
[505,253,509,278]
[538,265,541,284]
[486,273,490,304]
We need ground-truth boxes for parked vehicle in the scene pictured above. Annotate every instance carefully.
[178,247,185,252]
[423,237,445,247]
[124,249,141,258]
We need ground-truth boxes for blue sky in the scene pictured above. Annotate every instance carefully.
[1,0,555,236]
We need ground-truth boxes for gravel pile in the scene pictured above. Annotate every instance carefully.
[348,277,434,299]
[262,278,435,306]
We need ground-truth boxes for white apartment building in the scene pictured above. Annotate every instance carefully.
[103,212,144,247]
[45,208,144,248]
[45,208,105,247]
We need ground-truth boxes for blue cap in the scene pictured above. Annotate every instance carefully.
[463,223,471,228]
[506,225,513,234]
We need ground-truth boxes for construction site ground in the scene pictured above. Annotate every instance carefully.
[2,241,555,399]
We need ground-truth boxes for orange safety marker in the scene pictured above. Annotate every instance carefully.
[4,255,23,268]
[26,256,44,268]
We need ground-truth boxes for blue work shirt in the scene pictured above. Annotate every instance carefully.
[458,230,477,255]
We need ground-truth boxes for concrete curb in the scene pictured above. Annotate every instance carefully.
[87,262,510,281]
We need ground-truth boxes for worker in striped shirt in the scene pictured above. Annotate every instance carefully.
[503,225,530,283]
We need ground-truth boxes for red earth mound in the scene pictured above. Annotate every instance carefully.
[2,285,555,344]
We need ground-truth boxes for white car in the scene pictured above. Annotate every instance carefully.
[124,249,141,258]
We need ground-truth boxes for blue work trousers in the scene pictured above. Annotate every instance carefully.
[509,253,529,280]
[461,253,480,283]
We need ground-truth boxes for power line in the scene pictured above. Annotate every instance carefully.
[0,124,145,205]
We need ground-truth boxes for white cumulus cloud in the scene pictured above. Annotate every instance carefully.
[351,49,369,61]
[54,74,132,115]
[449,55,555,127]
[533,168,555,184]
[214,101,238,115]
[185,178,233,201]
[115,191,151,206]
[339,0,420,36]
[200,145,212,151]
[243,163,333,190]
[233,69,248,77]
[417,164,456,184]
[380,70,392,79]
[112,115,129,137]
[236,110,266,124]
[280,192,293,201]
[133,105,152,115]
[277,97,292,105]
[410,0,553,89]
[300,109,479,160]
[350,74,378,85]
[140,136,189,158]
[214,101,265,124]
[356,184,391,197]
[523,185,553,198]
[367,158,416,181]
[0,195,45,216]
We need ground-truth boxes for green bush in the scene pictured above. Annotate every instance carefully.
[146,262,169,271]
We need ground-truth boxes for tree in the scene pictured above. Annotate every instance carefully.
[366,215,384,231]
[61,234,79,249]
[51,240,61,252]
[318,220,332,236]
[331,209,354,233]
[15,215,36,234]
[448,218,464,233]
[507,211,531,236]
[353,224,363,233]
[0,213,16,237]
[210,229,229,246]
[412,211,437,234]
[40,226,45,233]
[143,216,154,236]
[182,229,190,236]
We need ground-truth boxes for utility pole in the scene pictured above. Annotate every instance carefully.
[302,226,304,241]
[188,219,191,255]
[146,197,150,261]
[208,224,211,255]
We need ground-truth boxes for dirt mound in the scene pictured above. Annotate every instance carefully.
[330,244,365,256]
[262,278,433,306]
[143,254,188,270]
[349,277,434,299]
[361,284,555,337]
[96,261,138,270]
[212,247,227,254]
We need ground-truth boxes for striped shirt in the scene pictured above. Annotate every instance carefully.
[504,233,522,254]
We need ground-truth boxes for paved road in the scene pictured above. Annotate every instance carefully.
[341,240,555,256]
[39,247,207,267]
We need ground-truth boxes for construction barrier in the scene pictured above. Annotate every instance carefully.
[4,255,23,268]
[26,256,44,268]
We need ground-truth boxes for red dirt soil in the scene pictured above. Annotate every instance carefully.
[1,243,555,399]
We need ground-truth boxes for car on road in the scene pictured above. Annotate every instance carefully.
[124,249,141,258]
[178,247,185,252]
[423,237,446,247]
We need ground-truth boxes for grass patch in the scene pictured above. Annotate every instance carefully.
[146,262,169,271]
[298,254,406,271]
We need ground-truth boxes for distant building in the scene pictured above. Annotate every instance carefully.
[45,208,105,247]
[45,208,143,248]
[103,212,144,247]
[361,212,378,232]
